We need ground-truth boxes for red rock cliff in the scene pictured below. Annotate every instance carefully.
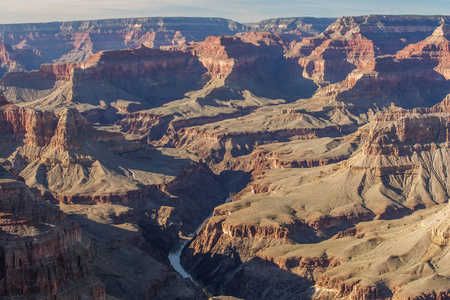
[0,179,105,299]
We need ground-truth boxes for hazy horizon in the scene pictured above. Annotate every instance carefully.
[3,0,450,25]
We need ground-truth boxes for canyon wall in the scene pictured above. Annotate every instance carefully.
[0,43,47,78]
[4,14,450,300]
[179,101,450,299]
[0,16,333,68]
[0,177,105,299]
[0,93,224,299]
[0,17,246,62]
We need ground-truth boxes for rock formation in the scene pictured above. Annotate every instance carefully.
[288,17,450,111]
[0,43,47,78]
[0,17,246,62]
[179,97,450,299]
[0,177,105,299]
[5,14,450,300]
[246,17,335,40]
[0,16,333,69]
[0,45,208,115]
[397,24,450,79]
[0,93,225,299]
[321,15,450,55]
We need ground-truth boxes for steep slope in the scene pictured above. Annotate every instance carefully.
[0,93,225,299]
[297,19,450,111]
[0,175,105,299]
[117,33,318,141]
[0,17,246,62]
[246,17,335,40]
[179,98,450,299]
[0,43,47,78]
[0,45,208,118]
[397,24,450,79]
[0,32,318,131]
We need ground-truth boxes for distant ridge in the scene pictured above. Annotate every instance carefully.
[0,16,333,64]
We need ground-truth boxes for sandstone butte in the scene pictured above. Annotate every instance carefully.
[2,14,450,300]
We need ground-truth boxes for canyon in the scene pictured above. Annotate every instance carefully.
[2,14,450,300]
[0,17,333,66]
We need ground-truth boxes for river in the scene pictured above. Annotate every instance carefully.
[168,196,231,281]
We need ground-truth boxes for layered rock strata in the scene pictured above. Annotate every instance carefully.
[0,43,47,78]
[0,92,223,299]
[246,17,335,40]
[1,45,208,113]
[0,17,246,62]
[0,178,105,299]
[180,100,450,299]
[296,22,450,111]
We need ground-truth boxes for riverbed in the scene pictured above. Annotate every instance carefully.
[168,196,231,281]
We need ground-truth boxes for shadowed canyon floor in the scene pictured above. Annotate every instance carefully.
[3,14,450,300]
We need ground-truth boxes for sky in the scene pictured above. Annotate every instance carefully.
[3,0,450,24]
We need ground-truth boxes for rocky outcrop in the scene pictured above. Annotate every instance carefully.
[0,17,246,62]
[0,104,56,146]
[0,43,47,77]
[49,108,93,150]
[321,15,450,55]
[304,53,450,112]
[246,17,335,40]
[0,45,209,112]
[363,112,450,155]
[178,98,450,299]
[0,92,220,299]
[396,24,450,79]
[0,104,94,151]
[169,34,290,80]
[116,111,174,140]
[163,32,317,102]
[236,32,291,49]
[289,15,450,80]
[296,36,376,83]
[285,16,450,111]
[0,179,105,299]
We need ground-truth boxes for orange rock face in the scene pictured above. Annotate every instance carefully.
[0,104,91,149]
[38,46,206,83]
[170,34,287,79]
[397,24,450,79]
[297,36,376,83]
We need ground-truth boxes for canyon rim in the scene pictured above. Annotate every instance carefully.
[2,4,450,300]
